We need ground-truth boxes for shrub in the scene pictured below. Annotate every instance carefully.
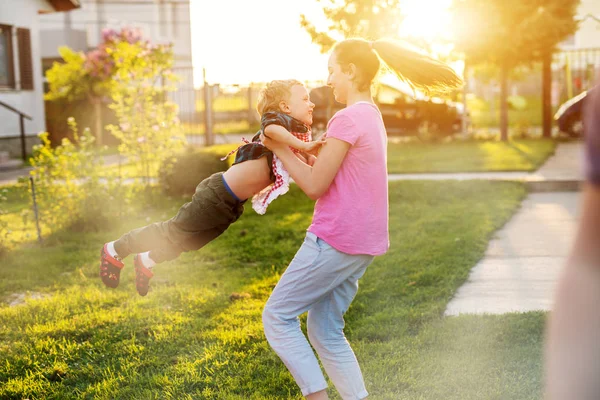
[23,118,121,232]
[159,147,228,196]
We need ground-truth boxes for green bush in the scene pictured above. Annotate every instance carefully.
[159,147,228,196]
[23,118,124,233]
[0,190,12,255]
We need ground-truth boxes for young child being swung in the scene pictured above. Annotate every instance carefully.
[99,79,323,296]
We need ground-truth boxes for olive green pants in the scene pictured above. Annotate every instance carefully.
[114,172,245,263]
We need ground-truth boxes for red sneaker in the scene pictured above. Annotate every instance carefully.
[134,254,154,296]
[99,243,124,288]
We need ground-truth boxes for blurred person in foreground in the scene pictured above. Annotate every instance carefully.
[545,84,600,400]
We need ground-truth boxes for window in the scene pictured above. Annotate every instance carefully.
[0,24,15,89]
[17,28,33,90]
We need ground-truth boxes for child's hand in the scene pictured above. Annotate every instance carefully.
[302,139,326,156]
[306,155,317,166]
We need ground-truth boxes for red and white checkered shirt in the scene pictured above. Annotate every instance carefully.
[252,130,312,214]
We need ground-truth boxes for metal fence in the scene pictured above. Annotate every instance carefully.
[552,48,600,103]
[169,67,264,145]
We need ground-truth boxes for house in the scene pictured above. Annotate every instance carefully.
[560,0,600,50]
[553,0,600,99]
[0,0,80,161]
[38,0,194,113]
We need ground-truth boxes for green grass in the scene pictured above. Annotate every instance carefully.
[0,185,48,247]
[468,95,543,129]
[104,138,558,179]
[0,180,547,399]
[387,139,557,174]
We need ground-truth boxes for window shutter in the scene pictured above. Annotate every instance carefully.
[17,28,33,90]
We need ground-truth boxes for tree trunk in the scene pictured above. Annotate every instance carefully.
[500,63,509,142]
[93,101,103,147]
[542,52,553,138]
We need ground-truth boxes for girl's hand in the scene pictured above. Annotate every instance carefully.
[306,154,317,166]
[302,139,327,156]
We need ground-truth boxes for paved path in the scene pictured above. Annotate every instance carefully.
[389,142,584,184]
[444,142,584,315]
[444,192,580,315]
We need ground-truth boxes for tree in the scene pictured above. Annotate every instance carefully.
[45,46,112,146]
[300,0,404,53]
[45,27,184,186]
[452,0,579,141]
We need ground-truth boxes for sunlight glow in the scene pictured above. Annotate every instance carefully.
[190,0,329,86]
[190,0,455,86]
[399,0,453,41]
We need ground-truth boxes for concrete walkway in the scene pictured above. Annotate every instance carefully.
[444,192,580,315]
[444,142,584,315]
[389,142,584,184]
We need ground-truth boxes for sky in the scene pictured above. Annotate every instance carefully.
[190,0,452,86]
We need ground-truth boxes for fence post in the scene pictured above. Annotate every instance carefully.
[29,177,42,244]
[203,68,213,146]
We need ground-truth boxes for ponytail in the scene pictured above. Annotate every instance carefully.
[372,39,463,93]
[333,38,463,94]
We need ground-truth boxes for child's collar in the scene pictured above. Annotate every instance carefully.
[261,111,310,133]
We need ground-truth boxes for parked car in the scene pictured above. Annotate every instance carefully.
[309,80,465,139]
[555,86,597,137]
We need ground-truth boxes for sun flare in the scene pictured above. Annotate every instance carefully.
[399,0,453,41]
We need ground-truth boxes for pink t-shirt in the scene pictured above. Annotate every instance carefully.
[308,102,389,256]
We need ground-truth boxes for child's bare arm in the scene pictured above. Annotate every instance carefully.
[263,124,307,149]
[264,125,325,155]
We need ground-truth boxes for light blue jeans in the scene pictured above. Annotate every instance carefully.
[262,232,374,400]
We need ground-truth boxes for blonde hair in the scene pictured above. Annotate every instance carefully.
[256,79,303,116]
[333,38,463,93]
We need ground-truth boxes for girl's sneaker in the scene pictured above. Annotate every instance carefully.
[100,243,124,288]
[134,254,154,296]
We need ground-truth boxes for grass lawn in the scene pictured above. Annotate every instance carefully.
[103,138,558,179]
[0,180,547,399]
[387,139,557,174]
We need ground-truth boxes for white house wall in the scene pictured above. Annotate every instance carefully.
[39,0,192,68]
[576,0,600,49]
[0,0,51,140]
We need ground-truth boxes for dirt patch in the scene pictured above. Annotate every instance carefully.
[6,292,49,307]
